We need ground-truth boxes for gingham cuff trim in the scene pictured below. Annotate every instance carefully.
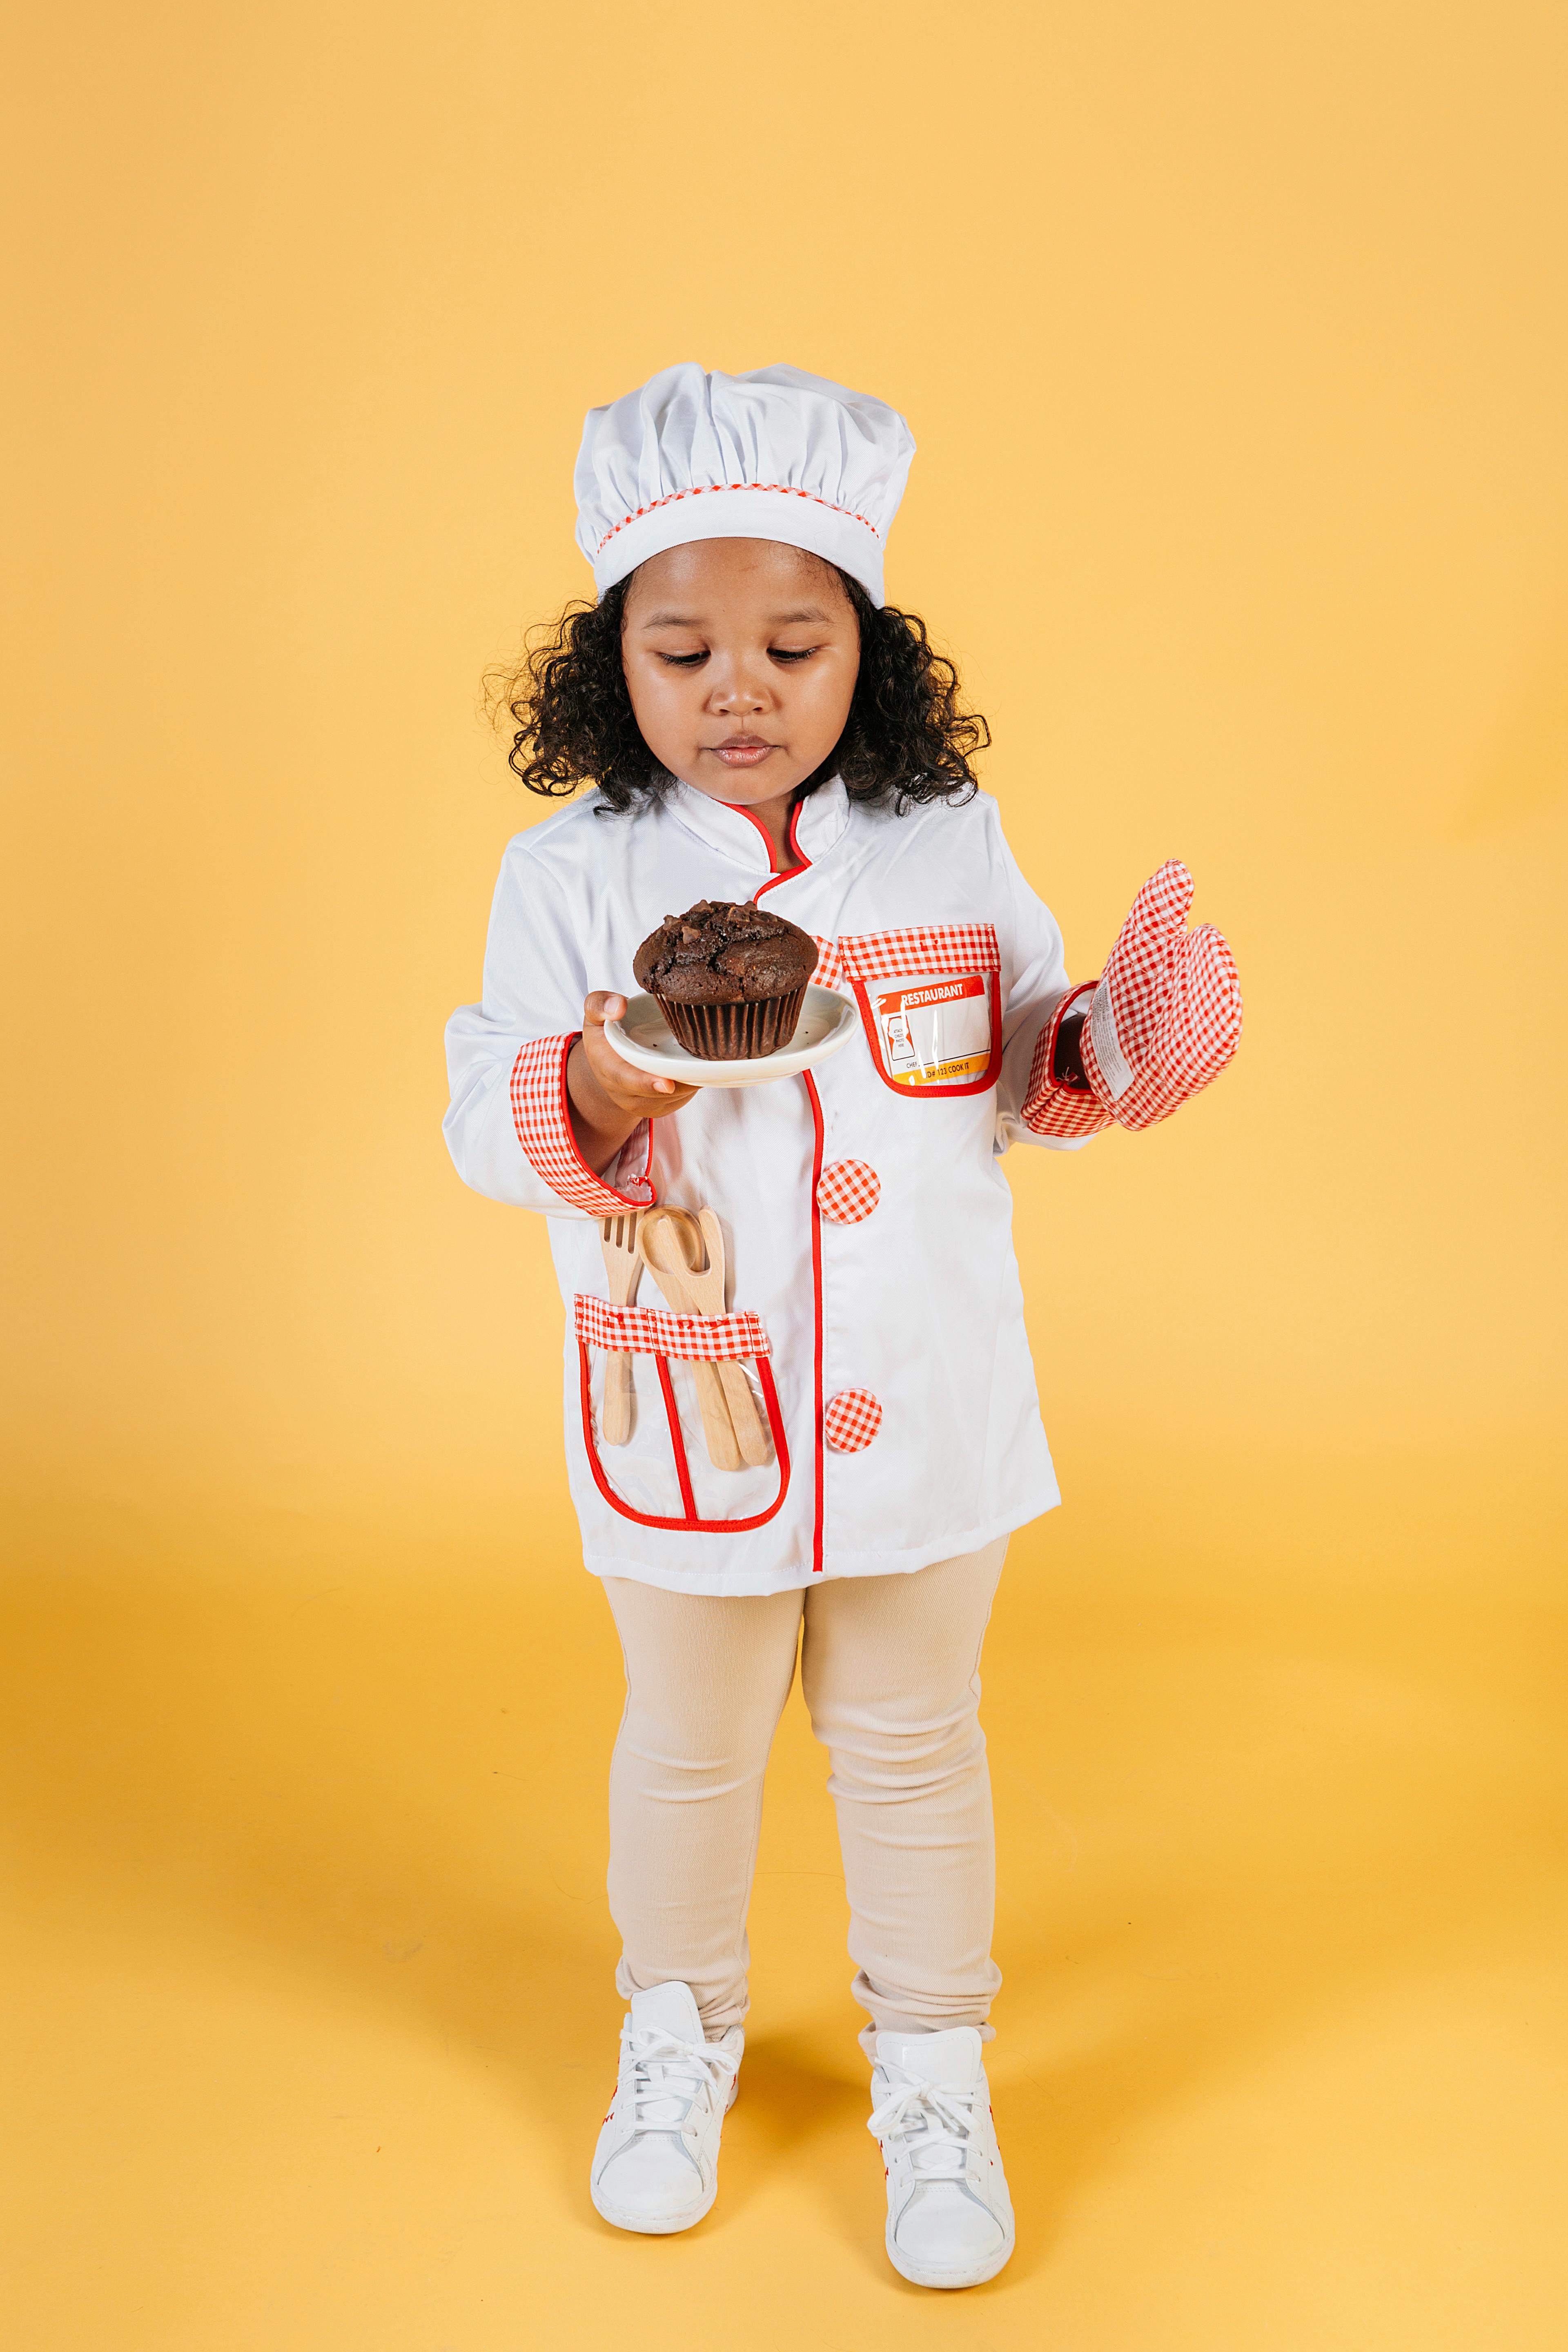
[510,1035,656,1216]
[574,1295,771,1361]
[1020,983,1114,1139]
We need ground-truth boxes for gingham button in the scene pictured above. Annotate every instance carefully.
[823,1389,882,1453]
[816,1160,880,1224]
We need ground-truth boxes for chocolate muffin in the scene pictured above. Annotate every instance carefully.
[633,900,818,1060]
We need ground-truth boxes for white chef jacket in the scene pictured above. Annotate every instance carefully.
[444,773,1093,1596]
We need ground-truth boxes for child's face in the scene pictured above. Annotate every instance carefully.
[620,539,859,808]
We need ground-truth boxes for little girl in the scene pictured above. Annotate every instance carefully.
[445,364,1241,2289]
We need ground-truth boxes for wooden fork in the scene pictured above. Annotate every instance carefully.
[597,1211,642,1445]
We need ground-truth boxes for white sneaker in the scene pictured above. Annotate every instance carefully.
[590,1981,743,2234]
[868,2027,1016,2289]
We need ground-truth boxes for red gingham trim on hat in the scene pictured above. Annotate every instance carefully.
[1021,982,1114,1140]
[816,1160,881,1223]
[510,1035,657,1215]
[595,480,882,557]
[826,924,1000,986]
[824,1389,881,1452]
[574,1294,770,1363]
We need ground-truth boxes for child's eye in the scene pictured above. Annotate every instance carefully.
[770,647,817,664]
[658,650,708,668]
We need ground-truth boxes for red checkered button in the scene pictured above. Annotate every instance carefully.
[816,1160,880,1224]
[824,1389,882,1453]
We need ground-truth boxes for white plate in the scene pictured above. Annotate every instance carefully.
[606,985,857,1089]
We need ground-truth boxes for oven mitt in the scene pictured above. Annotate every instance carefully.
[1080,860,1243,1129]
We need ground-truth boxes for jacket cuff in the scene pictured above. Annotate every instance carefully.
[1020,983,1114,1140]
[509,1034,657,1216]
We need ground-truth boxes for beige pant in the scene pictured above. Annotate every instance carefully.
[601,1538,1007,2051]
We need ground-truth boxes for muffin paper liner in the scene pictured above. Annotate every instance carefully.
[657,986,808,1062]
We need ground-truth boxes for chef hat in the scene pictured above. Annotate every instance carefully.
[574,363,915,608]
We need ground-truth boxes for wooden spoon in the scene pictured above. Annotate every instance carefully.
[637,1209,742,1473]
[641,1207,771,1468]
[690,1209,773,1467]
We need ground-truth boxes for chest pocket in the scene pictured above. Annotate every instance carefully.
[823,924,1003,1099]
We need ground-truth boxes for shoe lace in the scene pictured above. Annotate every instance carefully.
[867,2061,982,2183]
[623,2024,739,2134]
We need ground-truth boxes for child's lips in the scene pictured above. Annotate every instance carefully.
[710,742,777,768]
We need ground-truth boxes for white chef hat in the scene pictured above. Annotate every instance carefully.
[574,362,915,608]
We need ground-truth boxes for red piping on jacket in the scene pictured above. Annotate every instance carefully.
[736,793,825,1570]
[725,792,805,891]
[577,1340,791,1533]
[656,1356,699,1523]
[801,1067,826,1575]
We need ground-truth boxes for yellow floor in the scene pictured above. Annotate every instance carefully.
[6,1469,1564,2350]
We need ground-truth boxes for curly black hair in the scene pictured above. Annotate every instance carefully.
[487,565,989,814]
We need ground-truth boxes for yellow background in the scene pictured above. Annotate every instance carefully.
[4,2,1566,2344]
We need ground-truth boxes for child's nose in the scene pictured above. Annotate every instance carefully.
[708,669,770,714]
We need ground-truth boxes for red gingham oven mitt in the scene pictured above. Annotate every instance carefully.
[1080,859,1242,1128]
[1031,860,1243,1134]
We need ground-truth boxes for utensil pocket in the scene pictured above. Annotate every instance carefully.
[574,1295,791,1533]
[829,924,1003,1099]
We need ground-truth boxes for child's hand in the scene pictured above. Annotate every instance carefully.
[567,991,697,1172]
